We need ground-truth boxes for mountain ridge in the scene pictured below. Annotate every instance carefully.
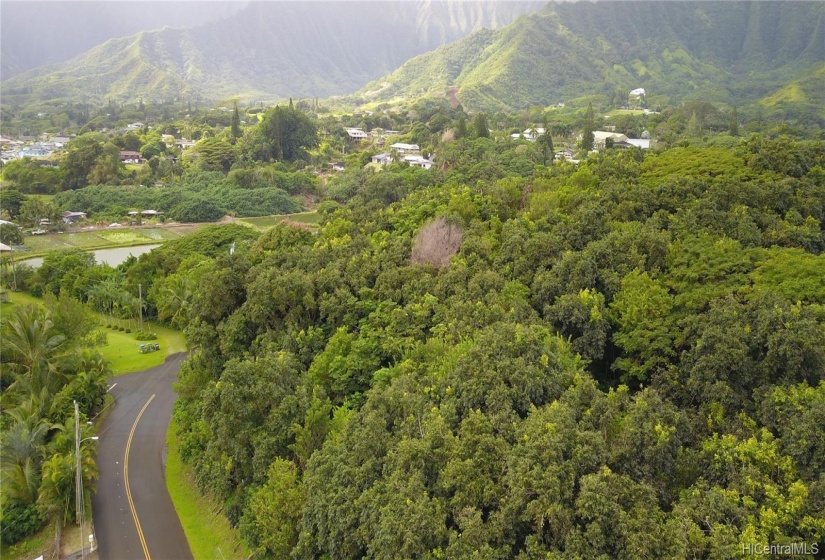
[1,1,545,104]
[355,1,825,113]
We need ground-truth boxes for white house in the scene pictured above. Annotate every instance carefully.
[510,127,546,142]
[592,131,628,148]
[371,153,392,165]
[389,142,420,155]
[404,155,434,170]
[61,211,87,224]
[345,128,368,141]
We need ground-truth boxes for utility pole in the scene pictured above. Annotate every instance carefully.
[74,401,84,558]
[138,283,143,332]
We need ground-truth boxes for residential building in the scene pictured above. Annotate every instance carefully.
[345,127,368,141]
[389,142,420,155]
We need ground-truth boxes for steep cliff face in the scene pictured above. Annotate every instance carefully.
[0,1,545,103]
[358,1,825,111]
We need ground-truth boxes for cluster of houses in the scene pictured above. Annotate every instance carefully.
[371,143,434,169]
[0,134,72,163]
[343,127,434,170]
[345,127,401,149]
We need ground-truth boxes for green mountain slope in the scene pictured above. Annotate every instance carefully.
[358,1,825,112]
[0,1,544,104]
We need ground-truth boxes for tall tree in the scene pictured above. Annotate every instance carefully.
[246,106,318,162]
[455,115,468,139]
[581,102,595,152]
[538,116,554,165]
[729,106,739,136]
[473,113,490,138]
[231,101,241,141]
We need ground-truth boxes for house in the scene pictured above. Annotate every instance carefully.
[592,131,629,148]
[20,146,50,158]
[61,211,87,224]
[389,142,420,155]
[510,127,546,142]
[329,162,346,172]
[625,139,650,149]
[127,210,163,217]
[127,122,145,130]
[555,149,576,161]
[119,151,142,163]
[176,139,197,151]
[345,128,368,141]
[371,153,393,165]
[405,155,434,170]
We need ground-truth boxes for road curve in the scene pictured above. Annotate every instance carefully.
[92,353,193,560]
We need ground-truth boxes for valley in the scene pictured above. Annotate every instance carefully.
[1,2,824,560]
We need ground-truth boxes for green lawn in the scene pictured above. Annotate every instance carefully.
[240,211,320,230]
[98,322,187,375]
[166,422,250,560]
[3,292,186,375]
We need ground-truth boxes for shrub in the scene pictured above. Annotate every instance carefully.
[169,197,225,223]
[0,503,46,545]
[134,330,157,341]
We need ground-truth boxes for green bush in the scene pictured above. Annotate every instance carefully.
[169,197,225,223]
[134,331,158,341]
[0,503,46,545]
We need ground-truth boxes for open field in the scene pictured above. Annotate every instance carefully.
[239,211,320,230]
[166,423,249,560]
[2,292,187,375]
[19,226,188,257]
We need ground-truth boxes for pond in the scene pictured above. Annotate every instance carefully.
[20,244,162,269]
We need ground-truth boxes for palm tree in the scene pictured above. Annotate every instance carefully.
[156,274,194,329]
[1,402,51,507]
[87,275,122,319]
[38,416,99,526]
[1,305,69,400]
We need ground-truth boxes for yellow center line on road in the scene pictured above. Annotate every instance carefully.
[125,394,156,560]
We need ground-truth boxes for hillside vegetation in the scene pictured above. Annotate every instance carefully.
[359,1,825,118]
[0,1,543,104]
[109,136,824,559]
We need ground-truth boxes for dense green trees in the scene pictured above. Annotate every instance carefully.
[0,302,108,544]
[8,129,824,556]
[53,169,304,220]
[242,105,318,162]
[1,159,64,194]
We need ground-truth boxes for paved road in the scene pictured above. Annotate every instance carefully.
[92,353,193,560]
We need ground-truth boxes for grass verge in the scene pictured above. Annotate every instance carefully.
[166,421,249,560]
[0,521,56,560]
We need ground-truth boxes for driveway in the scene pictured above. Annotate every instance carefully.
[91,353,193,560]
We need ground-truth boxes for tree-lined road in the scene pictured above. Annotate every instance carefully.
[92,353,193,560]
